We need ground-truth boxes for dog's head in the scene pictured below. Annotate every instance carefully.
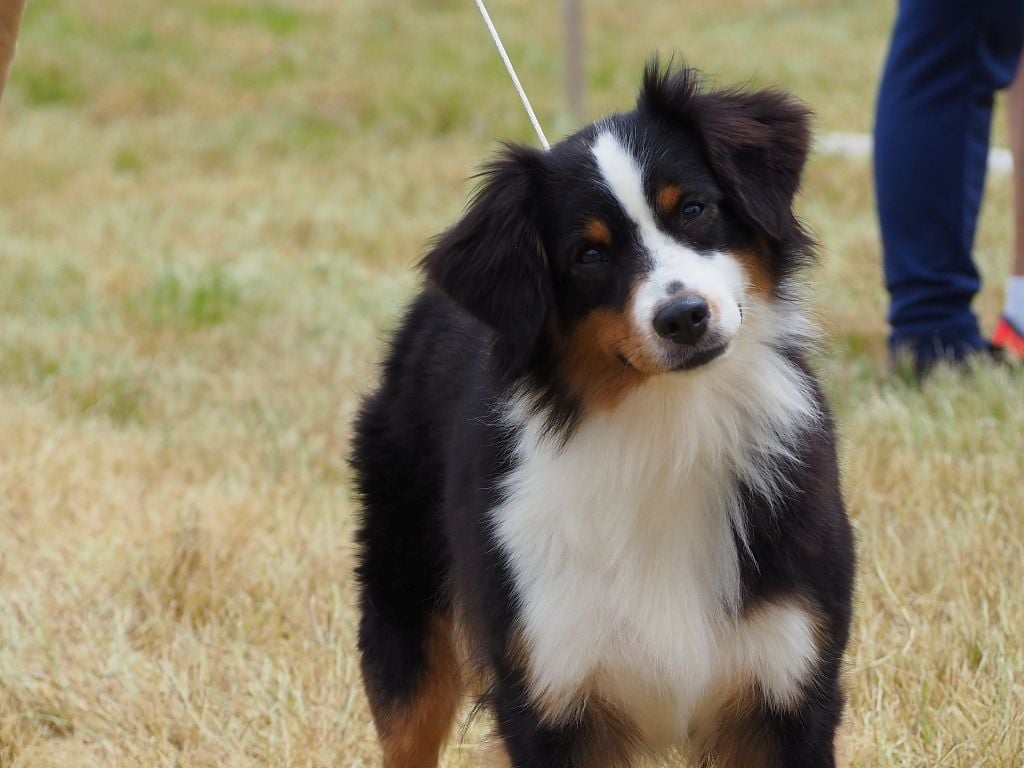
[423,61,813,408]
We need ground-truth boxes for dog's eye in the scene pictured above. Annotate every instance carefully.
[576,246,608,265]
[680,202,705,222]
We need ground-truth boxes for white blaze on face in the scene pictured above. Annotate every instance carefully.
[590,131,746,358]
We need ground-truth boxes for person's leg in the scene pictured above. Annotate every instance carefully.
[994,52,1024,355]
[874,0,1024,368]
[1010,54,1024,283]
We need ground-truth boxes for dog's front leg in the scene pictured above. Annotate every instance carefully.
[488,674,639,768]
[698,676,845,768]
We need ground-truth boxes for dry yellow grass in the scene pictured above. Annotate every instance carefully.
[1,1,1022,766]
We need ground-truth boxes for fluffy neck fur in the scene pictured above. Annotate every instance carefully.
[491,296,820,730]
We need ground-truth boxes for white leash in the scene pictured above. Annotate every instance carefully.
[472,0,550,150]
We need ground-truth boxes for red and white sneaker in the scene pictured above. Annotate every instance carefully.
[991,315,1024,360]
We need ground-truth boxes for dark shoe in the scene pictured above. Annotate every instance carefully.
[891,339,1008,382]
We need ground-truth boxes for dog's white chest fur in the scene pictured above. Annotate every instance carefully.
[493,344,819,743]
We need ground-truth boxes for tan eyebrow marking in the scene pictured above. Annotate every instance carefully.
[583,218,613,246]
[656,185,683,215]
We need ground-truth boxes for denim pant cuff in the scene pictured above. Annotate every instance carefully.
[889,328,988,364]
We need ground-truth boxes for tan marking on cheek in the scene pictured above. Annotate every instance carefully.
[592,295,664,378]
[371,616,463,768]
[555,291,667,411]
[734,245,776,299]
[583,218,613,247]
[656,184,683,215]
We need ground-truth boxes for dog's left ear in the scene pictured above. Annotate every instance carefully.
[695,87,811,241]
[421,146,551,377]
[640,63,812,242]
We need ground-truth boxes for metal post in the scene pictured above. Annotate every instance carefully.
[563,0,584,123]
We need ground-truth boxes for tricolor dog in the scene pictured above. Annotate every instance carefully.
[352,62,855,768]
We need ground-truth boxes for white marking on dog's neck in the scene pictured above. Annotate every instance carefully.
[494,304,819,738]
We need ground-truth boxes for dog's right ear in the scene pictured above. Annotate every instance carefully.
[638,59,812,248]
[421,146,551,377]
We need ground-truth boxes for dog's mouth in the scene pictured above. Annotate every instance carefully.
[614,342,730,374]
[668,342,730,372]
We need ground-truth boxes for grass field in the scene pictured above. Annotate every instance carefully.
[1,0,1023,765]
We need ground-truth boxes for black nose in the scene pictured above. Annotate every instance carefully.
[652,293,710,345]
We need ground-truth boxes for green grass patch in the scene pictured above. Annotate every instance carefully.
[113,146,146,174]
[70,369,149,426]
[0,261,91,320]
[118,26,159,54]
[111,23,200,65]
[257,112,348,157]
[202,2,303,36]
[0,343,61,390]
[136,266,246,330]
[15,62,86,106]
[0,342,149,427]
[230,55,300,90]
[19,0,81,39]
[289,112,343,149]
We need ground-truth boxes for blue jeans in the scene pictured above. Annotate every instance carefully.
[874,0,1024,363]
